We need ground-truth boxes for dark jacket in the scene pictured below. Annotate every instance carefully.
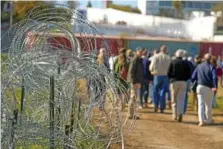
[195,61,201,67]
[191,61,201,92]
[127,56,144,84]
[191,61,217,89]
[142,57,153,82]
[168,57,191,83]
[184,59,195,77]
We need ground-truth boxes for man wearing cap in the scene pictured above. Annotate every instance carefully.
[191,53,217,127]
[149,45,171,113]
[168,49,191,122]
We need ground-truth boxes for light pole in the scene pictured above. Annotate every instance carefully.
[10,1,13,27]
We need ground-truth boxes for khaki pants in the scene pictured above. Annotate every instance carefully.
[170,81,187,119]
[128,84,139,118]
[197,85,214,124]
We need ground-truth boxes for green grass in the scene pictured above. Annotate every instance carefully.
[1,53,8,74]
[215,95,223,112]
[188,86,223,112]
[1,53,8,61]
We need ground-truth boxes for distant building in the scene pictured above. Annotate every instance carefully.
[138,0,216,19]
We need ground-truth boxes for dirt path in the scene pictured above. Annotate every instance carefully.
[120,105,223,149]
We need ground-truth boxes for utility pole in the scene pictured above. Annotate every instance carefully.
[10,1,13,27]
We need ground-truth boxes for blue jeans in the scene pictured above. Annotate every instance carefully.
[184,80,190,114]
[149,83,153,103]
[166,79,171,101]
[139,82,149,106]
[153,76,169,111]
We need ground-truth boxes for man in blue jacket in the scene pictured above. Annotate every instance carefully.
[191,53,217,127]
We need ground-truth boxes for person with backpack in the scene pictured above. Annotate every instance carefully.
[113,48,129,111]
[127,48,144,119]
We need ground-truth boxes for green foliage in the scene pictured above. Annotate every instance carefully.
[1,1,11,22]
[108,3,141,14]
[160,8,175,18]
[1,53,8,61]
[216,96,223,112]
[87,0,92,8]
[106,0,113,8]
[212,2,223,28]
[1,11,10,22]
[13,1,45,23]
[1,54,8,74]
[136,29,145,34]
[172,0,184,19]
[67,1,78,10]
[119,32,130,37]
[1,2,72,25]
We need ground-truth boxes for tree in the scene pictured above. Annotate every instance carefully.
[87,1,92,8]
[106,0,113,8]
[1,1,11,23]
[67,1,78,10]
[172,0,184,19]
[1,1,45,24]
[160,8,175,18]
[14,1,44,20]
[107,3,141,14]
[212,2,223,28]
[1,2,73,25]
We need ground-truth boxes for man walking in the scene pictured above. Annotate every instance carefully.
[168,50,191,122]
[149,45,171,113]
[139,50,153,108]
[127,48,144,119]
[191,53,217,127]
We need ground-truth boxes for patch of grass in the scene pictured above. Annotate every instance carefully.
[1,53,8,74]
[1,53,8,61]
[188,85,223,112]
[216,88,223,112]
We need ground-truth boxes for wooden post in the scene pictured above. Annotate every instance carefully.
[57,64,61,129]
[69,102,75,133]
[20,78,25,124]
[64,125,70,149]
[49,76,55,149]
[9,109,18,149]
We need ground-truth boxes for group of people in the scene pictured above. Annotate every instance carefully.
[97,45,223,127]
